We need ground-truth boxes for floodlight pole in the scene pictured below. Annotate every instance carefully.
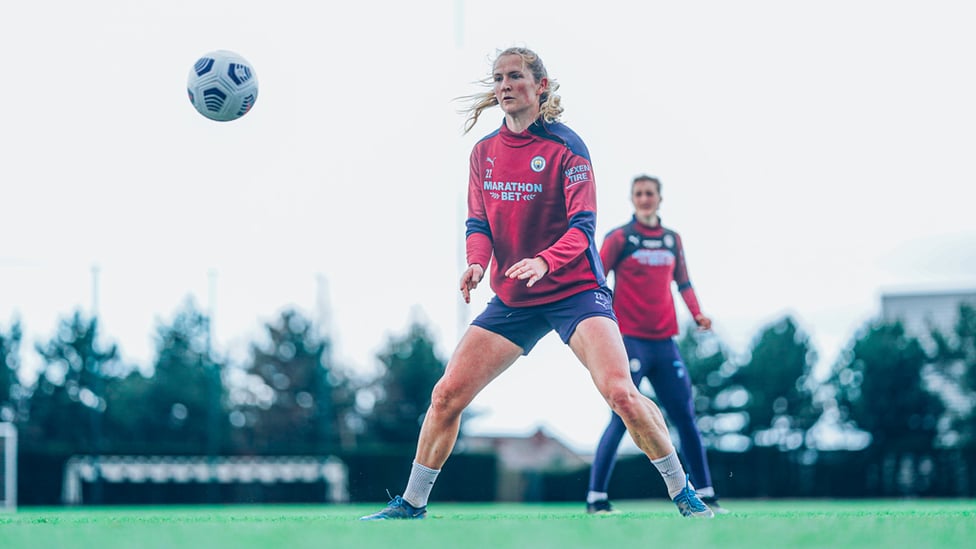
[454,0,469,344]
[315,274,334,452]
[91,264,100,316]
[205,269,220,503]
[90,264,104,505]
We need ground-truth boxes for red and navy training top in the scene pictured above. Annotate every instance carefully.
[465,119,606,307]
[600,217,703,339]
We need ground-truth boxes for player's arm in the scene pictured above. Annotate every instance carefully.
[533,156,595,276]
[683,292,711,330]
[463,149,492,302]
[459,263,485,304]
[598,228,626,276]
[673,232,711,330]
[462,210,489,302]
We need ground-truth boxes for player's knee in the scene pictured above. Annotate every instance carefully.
[429,382,466,419]
[605,385,642,420]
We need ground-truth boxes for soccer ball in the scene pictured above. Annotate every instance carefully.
[187,50,258,122]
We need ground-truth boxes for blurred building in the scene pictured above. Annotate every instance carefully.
[881,289,976,345]
[461,428,587,501]
[881,288,976,448]
[463,428,586,472]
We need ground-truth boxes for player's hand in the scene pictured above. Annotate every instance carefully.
[694,313,712,331]
[460,264,485,304]
[505,257,549,288]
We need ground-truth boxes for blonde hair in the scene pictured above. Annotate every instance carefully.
[459,47,563,134]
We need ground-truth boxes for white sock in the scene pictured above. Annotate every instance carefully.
[697,486,715,498]
[650,451,690,499]
[587,491,609,504]
[402,461,440,508]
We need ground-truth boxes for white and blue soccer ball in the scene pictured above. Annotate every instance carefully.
[187,50,258,122]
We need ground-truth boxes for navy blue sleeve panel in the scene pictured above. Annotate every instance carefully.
[465,217,492,239]
[670,229,695,293]
[582,219,608,288]
[568,210,596,242]
[529,121,592,161]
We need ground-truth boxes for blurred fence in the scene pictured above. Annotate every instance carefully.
[61,455,349,505]
[540,447,976,501]
[18,449,498,506]
[15,446,976,505]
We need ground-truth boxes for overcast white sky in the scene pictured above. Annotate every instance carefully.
[2,1,975,451]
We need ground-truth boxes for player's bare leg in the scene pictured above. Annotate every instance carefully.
[570,316,713,518]
[570,316,673,457]
[415,326,522,468]
[362,326,521,520]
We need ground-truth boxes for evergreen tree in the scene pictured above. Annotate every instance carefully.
[364,319,446,446]
[831,321,944,452]
[678,324,736,409]
[232,309,357,454]
[102,299,226,454]
[0,319,25,424]
[828,322,945,496]
[829,320,945,495]
[956,303,976,412]
[734,316,819,447]
[676,324,742,446]
[928,304,976,449]
[26,312,121,453]
[100,369,154,451]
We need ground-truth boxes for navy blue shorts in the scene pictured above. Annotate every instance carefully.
[471,287,617,354]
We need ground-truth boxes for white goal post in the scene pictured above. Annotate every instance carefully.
[62,455,348,505]
[0,422,16,512]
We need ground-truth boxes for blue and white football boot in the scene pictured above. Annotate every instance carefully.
[672,476,715,518]
[360,495,427,520]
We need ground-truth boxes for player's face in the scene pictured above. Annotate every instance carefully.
[632,180,662,218]
[493,54,546,120]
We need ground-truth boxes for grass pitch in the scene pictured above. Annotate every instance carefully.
[1,499,973,549]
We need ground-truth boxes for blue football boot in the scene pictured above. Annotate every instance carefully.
[672,476,715,518]
[360,495,427,520]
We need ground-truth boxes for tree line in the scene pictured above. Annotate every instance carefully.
[0,300,446,460]
[1,299,975,499]
[677,303,975,495]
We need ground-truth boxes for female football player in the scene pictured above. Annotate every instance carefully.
[586,174,726,514]
[361,48,712,520]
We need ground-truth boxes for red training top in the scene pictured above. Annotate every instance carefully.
[465,119,606,307]
[599,217,702,339]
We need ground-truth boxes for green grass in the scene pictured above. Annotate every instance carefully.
[1,500,974,549]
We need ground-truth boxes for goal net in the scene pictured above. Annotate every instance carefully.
[62,455,348,505]
[0,423,15,511]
